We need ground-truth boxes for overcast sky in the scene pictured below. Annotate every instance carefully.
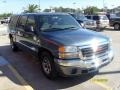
[0,0,119,14]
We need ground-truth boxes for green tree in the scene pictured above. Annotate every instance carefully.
[43,7,82,13]
[0,13,12,19]
[23,4,39,13]
[84,6,101,15]
[51,7,80,13]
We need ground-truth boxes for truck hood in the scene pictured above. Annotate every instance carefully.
[41,29,109,46]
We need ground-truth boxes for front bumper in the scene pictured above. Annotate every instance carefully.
[54,50,114,76]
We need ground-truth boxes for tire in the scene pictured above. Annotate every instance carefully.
[10,38,18,52]
[96,27,101,32]
[40,52,58,79]
[114,23,120,30]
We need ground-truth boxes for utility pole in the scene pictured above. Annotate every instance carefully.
[103,0,105,12]
[112,5,114,13]
[73,2,76,13]
[38,0,40,12]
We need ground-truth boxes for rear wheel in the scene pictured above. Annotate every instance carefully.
[114,23,120,30]
[10,38,18,52]
[40,51,58,79]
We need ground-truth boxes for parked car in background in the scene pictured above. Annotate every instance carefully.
[106,13,117,20]
[69,13,97,30]
[109,16,120,30]
[0,17,10,24]
[106,13,120,30]
[85,15,109,30]
[9,13,113,79]
[1,19,6,24]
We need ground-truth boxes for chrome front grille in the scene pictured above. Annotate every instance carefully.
[81,44,109,58]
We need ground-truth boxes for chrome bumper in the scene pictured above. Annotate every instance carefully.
[54,50,113,76]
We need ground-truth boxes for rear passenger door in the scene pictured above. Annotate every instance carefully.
[23,15,38,54]
[16,15,28,47]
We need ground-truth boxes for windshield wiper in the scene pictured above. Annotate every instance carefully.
[41,28,65,32]
[62,27,79,30]
[41,27,79,32]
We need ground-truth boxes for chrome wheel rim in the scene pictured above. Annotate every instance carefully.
[114,24,119,30]
[10,40,14,49]
[11,44,14,49]
[42,57,51,74]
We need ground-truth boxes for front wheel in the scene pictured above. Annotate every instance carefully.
[40,52,58,79]
[114,23,120,30]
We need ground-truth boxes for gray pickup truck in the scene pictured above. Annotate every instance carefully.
[9,13,114,79]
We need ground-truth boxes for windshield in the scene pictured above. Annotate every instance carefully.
[38,14,81,32]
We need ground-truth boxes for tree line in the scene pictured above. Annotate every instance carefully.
[22,4,102,14]
[22,4,115,14]
[0,4,118,19]
[0,13,12,19]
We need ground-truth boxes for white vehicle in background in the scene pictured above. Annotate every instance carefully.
[70,13,97,30]
[85,15,110,31]
[1,17,10,24]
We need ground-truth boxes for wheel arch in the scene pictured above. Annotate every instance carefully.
[113,22,120,26]
[38,47,54,59]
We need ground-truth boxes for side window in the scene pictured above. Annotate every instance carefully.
[93,16,99,20]
[12,16,19,27]
[9,16,14,24]
[9,16,14,27]
[100,16,108,20]
[25,16,35,32]
[17,16,27,29]
[9,15,19,30]
[86,16,91,19]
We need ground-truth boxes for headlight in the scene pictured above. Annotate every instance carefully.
[59,46,77,53]
[58,46,83,59]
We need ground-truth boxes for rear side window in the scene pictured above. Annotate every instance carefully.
[17,15,28,29]
[9,15,19,30]
[86,16,91,19]
[100,15,108,20]
[93,16,99,20]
